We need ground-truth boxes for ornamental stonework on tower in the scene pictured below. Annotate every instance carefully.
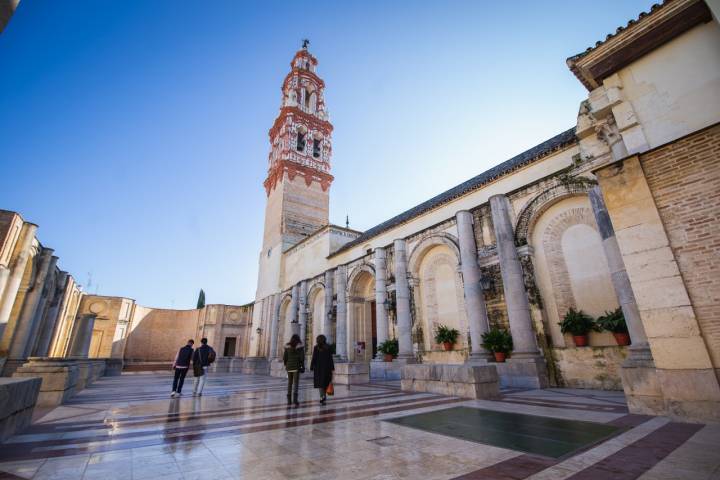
[263,45,334,196]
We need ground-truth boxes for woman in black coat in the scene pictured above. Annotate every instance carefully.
[310,334,334,405]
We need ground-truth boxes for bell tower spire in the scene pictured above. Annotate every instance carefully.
[256,45,334,298]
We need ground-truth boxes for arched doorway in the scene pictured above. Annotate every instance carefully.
[277,295,292,357]
[347,267,376,363]
[306,283,325,359]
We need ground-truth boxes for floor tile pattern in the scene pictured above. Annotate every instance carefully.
[0,372,717,480]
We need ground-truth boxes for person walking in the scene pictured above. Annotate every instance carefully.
[310,334,334,405]
[171,339,194,397]
[283,334,304,407]
[192,337,216,396]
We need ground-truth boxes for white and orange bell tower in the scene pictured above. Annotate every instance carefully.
[256,41,334,299]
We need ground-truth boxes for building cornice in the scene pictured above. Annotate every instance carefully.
[567,0,713,90]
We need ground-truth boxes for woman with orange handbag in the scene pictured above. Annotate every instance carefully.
[310,334,334,405]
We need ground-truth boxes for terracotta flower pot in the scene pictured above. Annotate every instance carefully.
[442,342,453,351]
[613,332,631,346]
[493,352,507,363]
[383,353,394,362]
[573,335,589,347]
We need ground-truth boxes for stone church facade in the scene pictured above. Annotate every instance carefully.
[0,0,718,423]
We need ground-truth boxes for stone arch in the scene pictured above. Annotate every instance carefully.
[530,197,618,347]
[277,293,293,356]
[412,242,467,362]
[407,233,461,277]
[347,264,376,362]
[515,182,593,246]
[306,281,325,349]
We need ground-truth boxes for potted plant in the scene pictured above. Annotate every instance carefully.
[597,307,630,346]
[481,328,513,362]
[377,339,398,362]
[559,308,599,347]
[434,325,460,351]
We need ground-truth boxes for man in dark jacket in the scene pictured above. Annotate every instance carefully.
[171,339,194,397]
[192,337,215,396]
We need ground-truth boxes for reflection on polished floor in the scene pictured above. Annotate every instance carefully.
[0,372,718,479]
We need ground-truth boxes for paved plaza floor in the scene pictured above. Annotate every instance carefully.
[0,372,718,479]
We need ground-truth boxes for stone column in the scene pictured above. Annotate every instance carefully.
[0,223,37,341]
[393,239,413,359]
[68,314,97,358]
[268,293,281,359]
[9,249,55,359]
[34,271,68,357]
[489,195,540,358]
[334,265,348,361]
[289,284,299,337]
[299,280,308,345]
[456,211,492,361]
[323,270,334,344]
[589,186,651,358]
[374,247,389,356]
[0,266,10,309]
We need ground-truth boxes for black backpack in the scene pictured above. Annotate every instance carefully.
[208,347,216,364]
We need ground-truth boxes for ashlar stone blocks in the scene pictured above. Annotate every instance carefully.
[401,364,500,400]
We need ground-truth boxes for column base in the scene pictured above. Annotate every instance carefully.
[495,356,549,389]
[334,362,369,385]
[400,363,500,399]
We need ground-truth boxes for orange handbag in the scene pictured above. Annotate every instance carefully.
[326,383,334,396]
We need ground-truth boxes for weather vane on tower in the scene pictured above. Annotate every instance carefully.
[302,38,310,49]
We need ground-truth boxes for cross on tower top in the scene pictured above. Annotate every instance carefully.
[302,38,310,50]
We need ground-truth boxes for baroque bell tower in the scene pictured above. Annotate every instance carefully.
[256,42,334,298]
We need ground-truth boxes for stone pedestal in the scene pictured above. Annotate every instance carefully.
[270,359,286,378]
[401,364,500,399]
[0,377,41,442]
[12,359,79,407]
[210,357,231,373]
[241,357,270,375]
[333,362,369,385]
[74,360,91,391]
[370,359,403,380]
[104,358,123,376]
[494,357,549,389]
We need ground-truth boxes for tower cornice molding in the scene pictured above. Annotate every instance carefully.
[263,159,334,196]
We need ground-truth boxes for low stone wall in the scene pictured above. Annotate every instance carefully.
[370,359,403,380]
[401,364,500,399]
[240,357,269,375]
[552,346,627,390]
[334,362,369,385]
[12,357,112,407]
[0,377,41,442]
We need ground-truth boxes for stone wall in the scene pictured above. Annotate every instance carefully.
[124,307,201,362]
[552,346,627,390]
[640,124,720,371]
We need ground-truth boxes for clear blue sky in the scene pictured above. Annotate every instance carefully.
[0,0,653,308]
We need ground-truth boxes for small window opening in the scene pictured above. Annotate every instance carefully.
[296,132,306,151]
[313,139,321,158]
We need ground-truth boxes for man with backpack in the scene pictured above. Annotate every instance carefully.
[192,337,216,396]
[171,339,194,397]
